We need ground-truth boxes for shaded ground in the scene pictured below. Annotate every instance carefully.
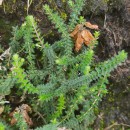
[93,0,130,129]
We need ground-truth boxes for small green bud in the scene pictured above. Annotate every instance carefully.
[76,64,79,67]
[90,50,94,54]
[79,16,85,24]
[84,66,90,75]
[55,59,60,64]
[21,58,25,63]
[68,0,73,7]
[55,57,67,65]
[36,44,41,48]
[51,118,57,124]
[94,31,100,38]
[13,54,19,60]
[22,23,26,27]
[79,95,83,100]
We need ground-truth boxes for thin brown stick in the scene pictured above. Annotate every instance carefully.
[104,122,130,130]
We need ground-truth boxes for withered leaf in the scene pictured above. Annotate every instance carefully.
[70,22,98,52]
[85,22,99,30]
[0,106,4,115]
[10,116,17,125]
[75,32,84,52]
[70,24,83,37]
[81,29,95,46]
[9,104,33,126]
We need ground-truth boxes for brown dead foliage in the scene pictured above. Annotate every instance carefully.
[70,22,98,52]
[0,106,4,115]
[9,104,33,126]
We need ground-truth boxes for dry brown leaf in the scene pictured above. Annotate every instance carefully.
[70,24,83,37]
[70,22,98,52]
[22,110,33,126]
[10,116,17,125]
[81,29,95,46]
[9,104,33,126]
[85,22,99,30]
[75,32,84,52]
[0,106,4,115]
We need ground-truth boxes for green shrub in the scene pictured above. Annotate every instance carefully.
[0,122,5,130]
[0,0,127,129]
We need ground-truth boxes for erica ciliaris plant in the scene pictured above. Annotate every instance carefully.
[0,0,127,129]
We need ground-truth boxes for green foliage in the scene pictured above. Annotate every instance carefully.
[29,16,44,49]
[68,0,85,30]
[0,122,5,130]
[44,4,68,39]
[44,4,73,56]
[0,119,12,130]
[51,94,65,123]
[10,26,24,53]
[0,77,15,96]
[12,54,38,94]
[0,0,128,129]
[10,15,44,69]
[35,124,58,130]
[22,16,36,69]
[14,113,28,130]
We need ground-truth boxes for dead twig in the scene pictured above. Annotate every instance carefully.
[104,122,130,130]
